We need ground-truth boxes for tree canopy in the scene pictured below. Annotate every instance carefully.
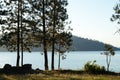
[0,0,72,70]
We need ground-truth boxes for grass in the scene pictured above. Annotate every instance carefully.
[0,74,120,80]
[0,70,120,80]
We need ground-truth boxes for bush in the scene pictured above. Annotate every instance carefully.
[84,60,105,74]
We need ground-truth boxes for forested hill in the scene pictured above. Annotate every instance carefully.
[0,36,120,51]
[70,36,120,51]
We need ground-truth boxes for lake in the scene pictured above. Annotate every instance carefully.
[0,51,120,72]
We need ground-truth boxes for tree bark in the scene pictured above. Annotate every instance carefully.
[106,54,111,71]
[51,40,55,70]
[43,0,48,70]
[16,0,20,67]
[51,0,56,71]
[58,51,61,70]
[108,55,111,71]
[20,0,23,66]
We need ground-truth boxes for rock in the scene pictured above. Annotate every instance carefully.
[3,64,12,70]
[22,64,32,70]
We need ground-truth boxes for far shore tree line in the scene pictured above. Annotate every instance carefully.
[0,0,72,71]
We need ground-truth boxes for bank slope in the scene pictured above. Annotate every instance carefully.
[71,36,120,51]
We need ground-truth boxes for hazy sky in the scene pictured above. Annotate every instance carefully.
[67,0,120,47]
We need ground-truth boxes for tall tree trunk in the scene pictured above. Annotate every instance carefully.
[51,0,56,71]
[20,0,23,66]
[43,0,48,70]
[106,55,109,71]
[108,55,111,71]
[51,37,55,70]
[16,0,20,67]
[58,51,61,70]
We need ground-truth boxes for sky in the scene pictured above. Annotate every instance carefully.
[67,0,120,47]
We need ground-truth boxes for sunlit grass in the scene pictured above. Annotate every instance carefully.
[0,73,120,80]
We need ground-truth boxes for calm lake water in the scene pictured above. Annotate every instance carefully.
[0,51,120,72]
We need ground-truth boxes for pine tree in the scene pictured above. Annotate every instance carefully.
[0,0,41,67]
[48,0,71,70]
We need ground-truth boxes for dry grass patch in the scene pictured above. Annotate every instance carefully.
[0,72,120,80]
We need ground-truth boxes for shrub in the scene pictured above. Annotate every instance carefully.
[84,60,105,74]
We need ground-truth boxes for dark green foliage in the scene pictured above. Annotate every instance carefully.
[111,1,120,34]
[84,60,106,74]
[111,3,120,23]
[104,44,115,56]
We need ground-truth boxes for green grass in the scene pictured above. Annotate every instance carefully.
[0,72,120,80]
